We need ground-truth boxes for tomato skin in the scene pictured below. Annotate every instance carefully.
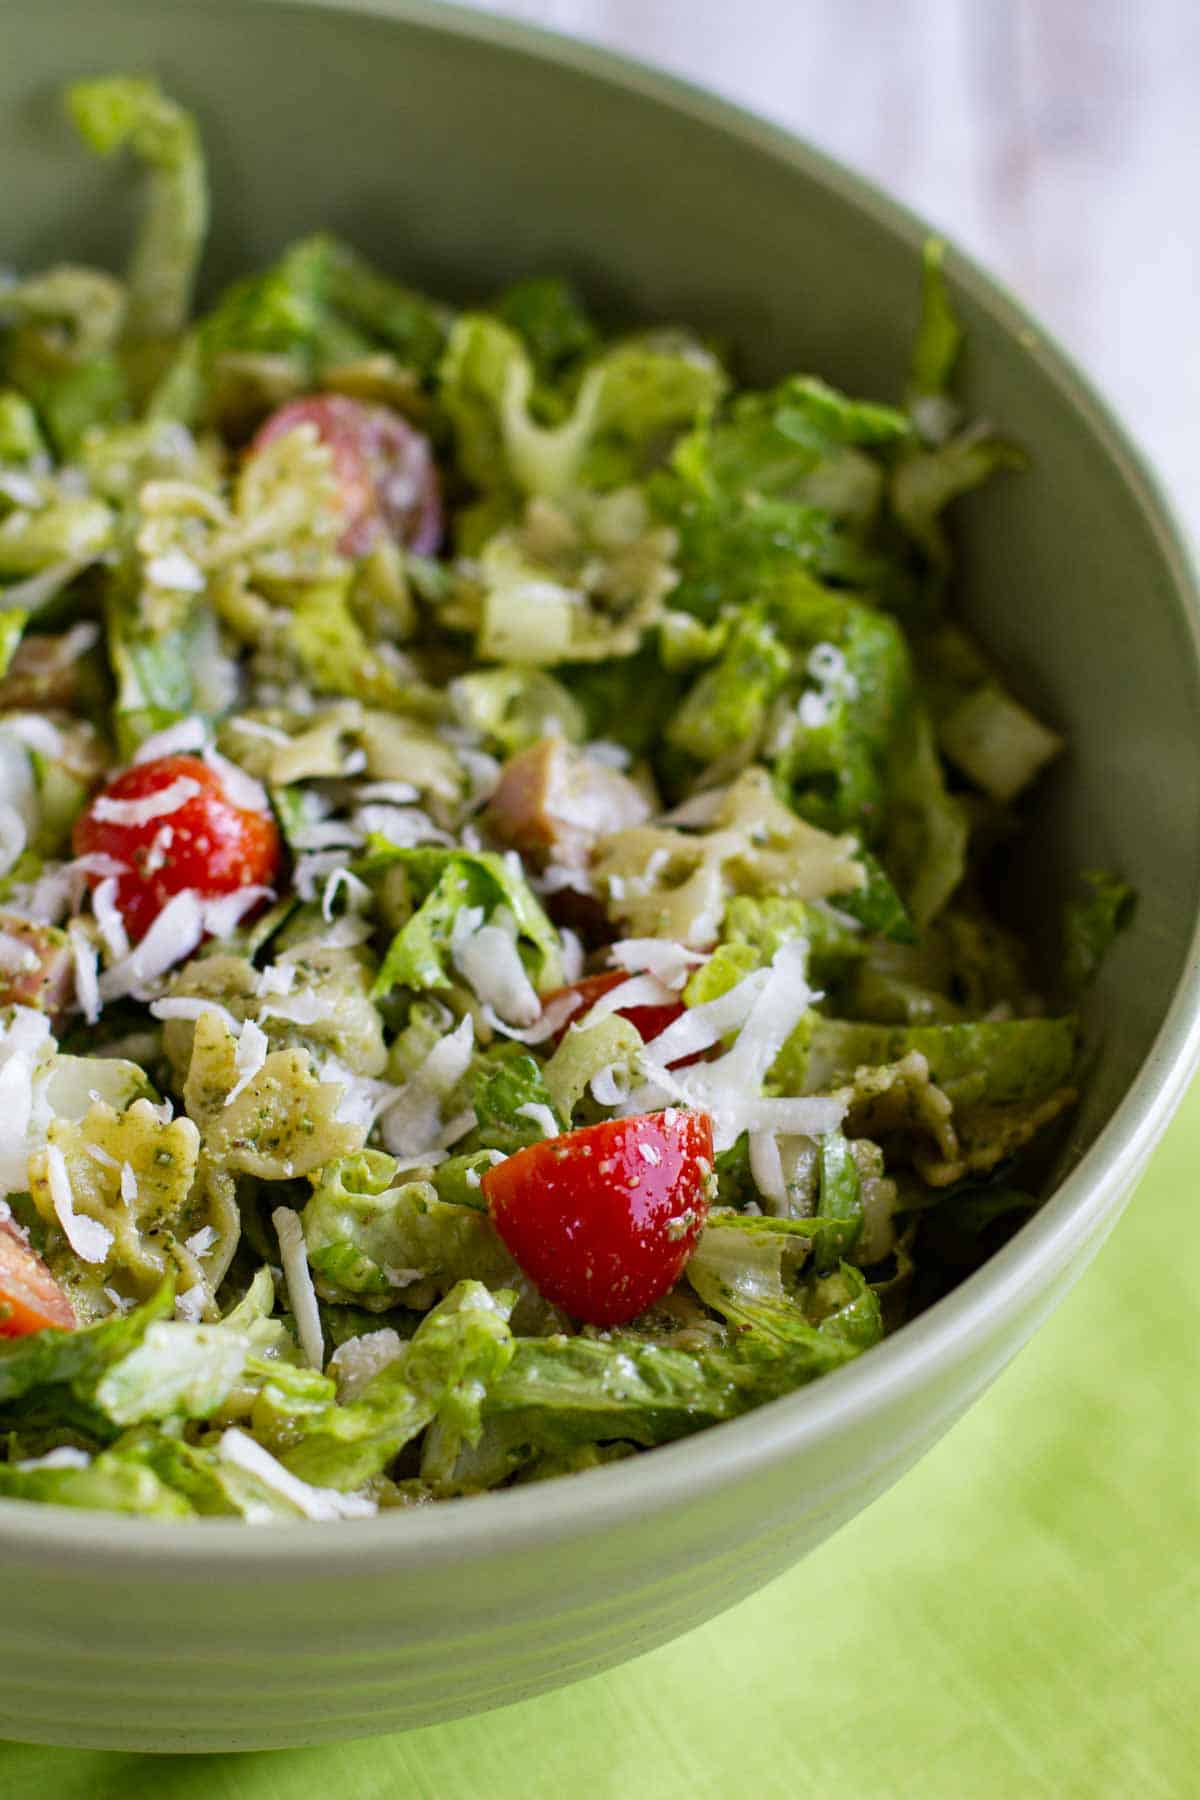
[543,970,700,1064]
[483,1111,713,1327]
[251,394,443,556]
[0,1219,76,1336]
[72,754,282,942]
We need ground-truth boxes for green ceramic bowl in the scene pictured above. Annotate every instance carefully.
[2,0,1198,1755]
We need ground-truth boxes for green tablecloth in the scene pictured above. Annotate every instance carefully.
[3,1082,1196,1799]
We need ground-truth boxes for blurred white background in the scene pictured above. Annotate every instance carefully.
[466,0,1200,535]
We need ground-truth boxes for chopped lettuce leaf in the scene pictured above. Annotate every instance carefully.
[1062,870,1136,997]
[302,1150,518,1309]
[67,76,208,343]
[368,846,563,997]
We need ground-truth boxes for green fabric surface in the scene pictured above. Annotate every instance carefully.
[3,1082,1197,1799]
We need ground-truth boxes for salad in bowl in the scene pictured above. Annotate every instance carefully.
[0,76,1131,1523]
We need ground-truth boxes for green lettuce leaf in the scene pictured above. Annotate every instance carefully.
[884,703,968,929]
[67,76,207,344]
[280,1280,515,1490]
[0,1282,173,1415]
[439,312,725,502]
[302,1150,518,1308]
[489,276,598,385]
[367,845,563,997]
[0,1444,192,1516]
[469,1053,564,1155]
[1062,870,1136,997]
[783,1013,1078,1105]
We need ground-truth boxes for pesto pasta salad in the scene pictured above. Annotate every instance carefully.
[0,78,1131,1521]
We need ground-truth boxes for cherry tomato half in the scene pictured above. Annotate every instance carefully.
[483,1110,713,1327]
[0,1218,76,1336]
[251,394,443,556]
[73,754,282,942]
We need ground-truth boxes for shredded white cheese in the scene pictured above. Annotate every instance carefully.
[480,990,580,1045]
[590,1062,632,1108]
[145,549,206,593]
[353,780,420,806]
[202,745,269,814]
[98,890,206,1001]
[329,1328,404,1401]
[582,739,632,769]
[450,906,540,1028]
[321,866,371,922]
[216,1429,377,1522]
[533,863,594,897]
[226,1019,269,1106]
[203,887,276,939]
[119,1161,139,1206]
[256,961,296,999]
[143,825,175,876]
[45,1142,112,1264]
[290,821,363,852]
[184,1224,217,1258]
[628,940,846,1152]
[2,715,64,758]
[150,997,240,1030]
[92,877,132,963]
[516,1102,561,1140]
[579,972,677,1028]
[377,1017,474,1161]
[559,927,584,985]
[636,969,768,1067]
[14,1446,91,1472]
[91,776,201,827]
[258,992,326,1027]
[175,1285,207,1323]
[272,1205,324,1372]
[293,852,347,901]
[748,1131,789,1214]
[67,922,100,1026]
[353,804,452,848]
[608,938,706,989]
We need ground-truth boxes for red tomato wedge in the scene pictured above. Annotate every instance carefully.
[0,1219,76,1336]
[251,394,443,556]
[72,754,282,942]
[483,1111,713,1327]
[542,970,705,1066]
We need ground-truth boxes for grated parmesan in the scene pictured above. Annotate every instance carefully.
[451,907,540,1028]
[91,776,201,827]
[608,938,706,989]
[45,1142,113,1264]
[132,721,210,766]
[202,745,269,814]
[98,890,206,1001]
[92,877,131,962]
[272,1205,324,1372]
[220,1019,267,1107]
[516,1102,561,1140]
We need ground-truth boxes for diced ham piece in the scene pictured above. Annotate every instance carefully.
[0,913,74,1018]
[486,737,652,869]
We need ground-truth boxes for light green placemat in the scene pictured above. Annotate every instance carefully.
[4,1081,1197,1800]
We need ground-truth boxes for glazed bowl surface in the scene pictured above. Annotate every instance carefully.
[1,0,1198,1753]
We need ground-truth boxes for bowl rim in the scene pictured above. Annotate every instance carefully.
[3,0,1199,1573]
